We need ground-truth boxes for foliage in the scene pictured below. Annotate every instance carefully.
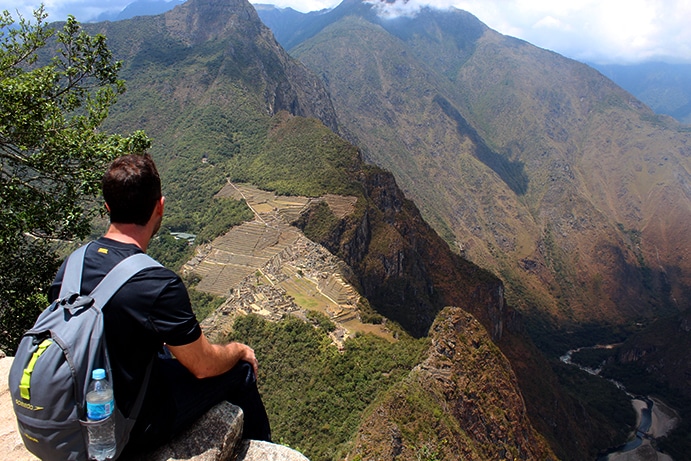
[178,273,225,322]
[188,288,225,323]
[147,231,194,271]
[298,201,340,243]
[357,297,383,324]
[305,310,336,332]
[227,115,361,198]
[193,197,254,244]
[0,8,149,353]
[228,314,428,461]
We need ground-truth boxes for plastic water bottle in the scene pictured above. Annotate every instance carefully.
[86,368,116,460]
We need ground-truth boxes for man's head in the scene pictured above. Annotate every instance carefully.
[102,154,162,227]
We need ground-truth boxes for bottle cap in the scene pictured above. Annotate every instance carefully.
[92,368,106,380]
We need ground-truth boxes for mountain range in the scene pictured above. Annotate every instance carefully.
[257,0,691,346]
[93,0,187,22]
[101,0,691,127]
[70,0,691,458]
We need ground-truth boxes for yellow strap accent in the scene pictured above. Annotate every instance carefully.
[19,339,52,401]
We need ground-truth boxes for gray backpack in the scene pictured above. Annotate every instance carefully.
[8,243,161,460]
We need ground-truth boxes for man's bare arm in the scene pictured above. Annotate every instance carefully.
[167,335,258,379]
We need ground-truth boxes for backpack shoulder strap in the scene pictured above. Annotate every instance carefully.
[87,253,162,441]
[88,253,163,308]
[58,243,90,299]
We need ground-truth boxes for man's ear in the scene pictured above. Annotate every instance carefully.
[104,203,111,213]
[158,196,165,214]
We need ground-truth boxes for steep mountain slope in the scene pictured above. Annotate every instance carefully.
[269,0,691,341]
[91,0,338,139]
[74,0,636,458]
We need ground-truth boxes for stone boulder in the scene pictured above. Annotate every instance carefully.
[0,356,309,461]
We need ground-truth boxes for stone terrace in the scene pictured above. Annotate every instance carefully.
[215,182,311,225]
[190,183,395,345]
[185,217,302,296]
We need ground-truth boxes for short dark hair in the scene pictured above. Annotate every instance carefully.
[102,154,162,226]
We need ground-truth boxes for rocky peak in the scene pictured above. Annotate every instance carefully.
[163,0,339,131]
[163,0,264,46]
[89,0,339,134]
[346,306,556,460]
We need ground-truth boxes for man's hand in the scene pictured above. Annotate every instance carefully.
[234,342,258,377]
[168,335,259,379]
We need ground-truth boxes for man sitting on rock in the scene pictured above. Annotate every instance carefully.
[48,153,271,455]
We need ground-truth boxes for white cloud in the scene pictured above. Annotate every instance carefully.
[533,15,567,30]
[2,0,690,64]
[448,0,691,64]
[365,0,425,18]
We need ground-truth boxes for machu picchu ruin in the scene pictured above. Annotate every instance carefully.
[188,184,394,346]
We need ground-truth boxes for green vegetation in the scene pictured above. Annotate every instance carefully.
[552,361,634,446]
[158,160,254,240]
[188,288,225,323]
[299,201,340,243]
[228,115,361,198]
[194,198,254,244]
[180,273,225,322]
[0,9,149,352]
[394,378,457,447]
[148,231,195,270]
[305,310,336,332]
[228,314,428,461]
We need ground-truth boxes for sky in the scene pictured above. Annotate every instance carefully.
[4,0,691,65]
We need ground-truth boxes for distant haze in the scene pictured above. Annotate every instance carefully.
[4,0,690,65]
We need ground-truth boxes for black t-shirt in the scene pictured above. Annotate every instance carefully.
[49,237,202,419]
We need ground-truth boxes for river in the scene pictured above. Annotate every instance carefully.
[560,346,680,460]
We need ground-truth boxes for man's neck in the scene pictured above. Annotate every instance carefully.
[104,223,151,252]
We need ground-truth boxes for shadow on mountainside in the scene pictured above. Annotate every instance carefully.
[434,94,529,196]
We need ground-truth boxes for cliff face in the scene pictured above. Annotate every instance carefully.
[163,0,339,131]
[346,307,556,460]
[297,165,511,340]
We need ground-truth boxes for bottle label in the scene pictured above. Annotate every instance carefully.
[86,400,114,421]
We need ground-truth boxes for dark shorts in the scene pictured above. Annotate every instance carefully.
[123,358,271,456]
